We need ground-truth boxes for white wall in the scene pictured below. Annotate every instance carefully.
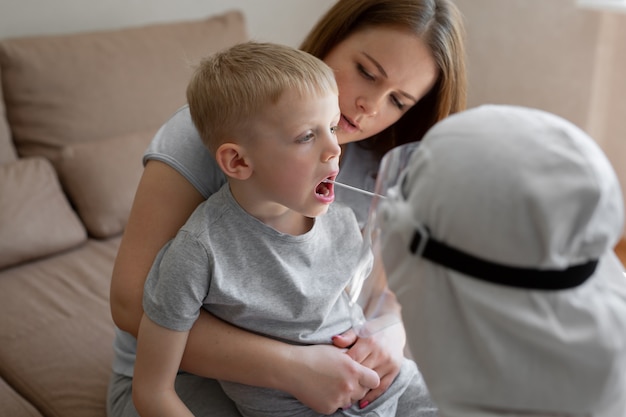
[455,0,626,236]
[0,0,336,47]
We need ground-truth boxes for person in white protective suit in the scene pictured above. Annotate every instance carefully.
[371,104,626,417]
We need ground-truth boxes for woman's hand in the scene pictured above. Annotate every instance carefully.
[282,343,380,414]
[332,317,406,409]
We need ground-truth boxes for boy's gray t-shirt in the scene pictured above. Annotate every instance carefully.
[143,185,378,415]
[143,185,363,342]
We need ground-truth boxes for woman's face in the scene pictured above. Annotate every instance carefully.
[324,26,438,145]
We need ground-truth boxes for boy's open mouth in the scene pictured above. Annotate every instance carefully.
[315,177,335,197]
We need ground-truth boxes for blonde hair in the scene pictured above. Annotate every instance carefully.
[301,0,467,157]
[187,41,338,152]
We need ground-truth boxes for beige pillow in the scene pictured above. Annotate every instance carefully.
[57,128,158,239]
[0,158,87,269]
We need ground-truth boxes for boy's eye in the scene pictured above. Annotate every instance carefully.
[330,125,339,135]
[297,132,315,143]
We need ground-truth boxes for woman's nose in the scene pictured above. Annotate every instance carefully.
[356,94,381,117]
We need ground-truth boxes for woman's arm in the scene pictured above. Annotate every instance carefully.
[110,160,205,335]
[183,310,379,414]
[110,160,379,414]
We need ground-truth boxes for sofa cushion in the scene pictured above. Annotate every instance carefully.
[0,67,17,165]
[0,378,43,417]
[57,128,158,238]
[0,158,87,269]
[0,10,247,163]
[0,237,120,417]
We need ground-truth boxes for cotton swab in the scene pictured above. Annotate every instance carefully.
[323,179,386,199]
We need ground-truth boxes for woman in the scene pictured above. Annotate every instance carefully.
[108,0,467,415]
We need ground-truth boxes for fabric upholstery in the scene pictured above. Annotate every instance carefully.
[0,158,86,269]
[0,67,16,164]
[0,378,43,417]
[0,237,120,417]
[57,128,158,238]
[0,10,247,163]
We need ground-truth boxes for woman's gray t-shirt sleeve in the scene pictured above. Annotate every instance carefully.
[143,105,226,199]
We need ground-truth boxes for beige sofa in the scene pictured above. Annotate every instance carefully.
[0,11,248,417]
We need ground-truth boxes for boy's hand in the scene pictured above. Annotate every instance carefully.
[332,318,406,409]
[286,343,380,414]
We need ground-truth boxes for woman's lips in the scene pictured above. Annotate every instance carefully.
[339,114,359,134]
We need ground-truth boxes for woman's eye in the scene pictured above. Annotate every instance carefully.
[358,63,405,111]
[357,64,375,81]
[391,95,406,111]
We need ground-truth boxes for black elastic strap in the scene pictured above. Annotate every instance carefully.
[410,229,597,290]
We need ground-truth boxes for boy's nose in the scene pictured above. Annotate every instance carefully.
[323,137,341,162]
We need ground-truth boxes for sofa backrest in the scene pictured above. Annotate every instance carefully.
[0,10,248,162]
[0,11,248,269]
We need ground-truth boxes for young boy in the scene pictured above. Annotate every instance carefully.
[376,104,626,416]
[132,42,433,417]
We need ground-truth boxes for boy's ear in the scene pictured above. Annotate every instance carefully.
[215,142,252,180]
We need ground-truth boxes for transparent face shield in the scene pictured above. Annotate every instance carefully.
[344,142,419,337]
[345,141,605,336]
